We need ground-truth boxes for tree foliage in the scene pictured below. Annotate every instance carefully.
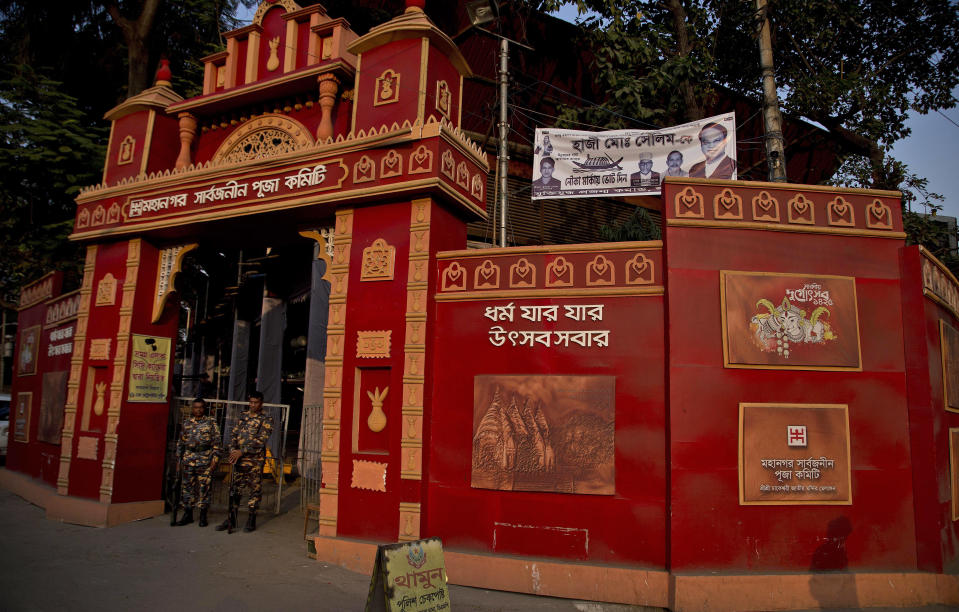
[0,66,107,303]
[531,0,959,252]
[0,0,254,302]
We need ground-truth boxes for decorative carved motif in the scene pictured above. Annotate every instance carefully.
[545,256,573,287]
[266,36,281,71]
[922,251,959,319]
[675,186,705,218]
[357,330,392,358]
[77,436,99,460]
[752,191,780,222]
[440,150,455,179]
[77,208,90,229]
[117,135,136,165]
[360,238,396,281]
[153,244,198,323]
[92,205,106,226]
[455,161,469,189]
[409,145,433,174]
[441,262,467,291]
[354,155,375,183]
[374,69,401,106]
[89,339,112,361]
[827,196,855,226]
[625,253,655,285]
[381,150,403,178]
[252,0,299,24]
[866,199,893,230]
[107,203,121,224]
[410,229,429,254]
[366,386,389,433]
[509,258,536,288]
[316,73,340,141]
[471,174,484,201]
[586,254,615,286]
[412,199,431,224]
[175,113,197,170]
[474,260,500,289]
[96,273,118,306]
[435,80,451,118]
[351,459,387,492]
[212,114,313,164]
[713,188,743,220]
[787,193,815,225]
[93,381,107,416]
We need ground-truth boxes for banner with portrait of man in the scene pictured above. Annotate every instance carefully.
[531,113,736,199]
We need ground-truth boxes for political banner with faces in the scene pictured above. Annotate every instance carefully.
[531,112,736,199]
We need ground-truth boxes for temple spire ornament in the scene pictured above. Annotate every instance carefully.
[154,59,172,87]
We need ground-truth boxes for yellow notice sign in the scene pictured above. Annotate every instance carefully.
[127,334,172,403]
[366,537,450,612]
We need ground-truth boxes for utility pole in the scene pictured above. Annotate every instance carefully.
[497,37,509,247]
[756,0,787,182]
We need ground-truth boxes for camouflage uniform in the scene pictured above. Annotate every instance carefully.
[176,415,221,509]
[228,410,274,511]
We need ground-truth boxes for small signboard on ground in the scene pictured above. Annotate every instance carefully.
[366,537,450,612]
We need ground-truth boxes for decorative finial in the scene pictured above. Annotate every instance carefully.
[405,0,426,12]
[154,59,172,87]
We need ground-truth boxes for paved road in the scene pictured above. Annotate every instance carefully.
[0,485,650,611]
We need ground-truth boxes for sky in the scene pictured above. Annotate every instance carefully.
[890,90,959,218]
[234,4,959,218]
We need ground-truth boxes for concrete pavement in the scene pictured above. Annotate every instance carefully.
[2,483,955,611]
[0,483,650,611]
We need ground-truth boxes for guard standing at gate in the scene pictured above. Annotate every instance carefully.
[174,397,221,526]
[216,390,274,533]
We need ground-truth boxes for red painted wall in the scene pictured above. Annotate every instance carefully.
[426,246,667,566]
[354,39,423,134]
[900,246,959,572]
[7,302,46,476]
[256,9,288,80]
[424,45,461,126]
[664,181,915,572]
[144,114,180,176]
[66,241,128,500]
[104,112,150,185]
[111,240,179,504]
[335,200,414,542]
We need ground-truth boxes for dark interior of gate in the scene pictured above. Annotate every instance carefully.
[6,1,959,610]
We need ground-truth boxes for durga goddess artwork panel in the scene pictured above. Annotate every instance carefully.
[471,375,615,495]
[722,271,861,370]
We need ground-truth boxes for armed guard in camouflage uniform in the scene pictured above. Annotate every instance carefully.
[216,391,274,533]
[174,398,221,526]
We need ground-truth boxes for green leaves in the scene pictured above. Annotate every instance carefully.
[0,65,107,300]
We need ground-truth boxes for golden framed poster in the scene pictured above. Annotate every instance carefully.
[13,391,32,443]
[940,321,959,413]
[739,403,852,505]
[16,324,40,376]
[721,271,861,371]
[127,334,172,403]
[951,428,959,521]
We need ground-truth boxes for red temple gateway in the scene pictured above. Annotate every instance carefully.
[4,1,959,610]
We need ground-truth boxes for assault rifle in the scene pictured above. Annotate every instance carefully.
[226,462,238,534]
[169,459,182,526]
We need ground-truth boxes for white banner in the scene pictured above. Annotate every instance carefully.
[531,113,736,199]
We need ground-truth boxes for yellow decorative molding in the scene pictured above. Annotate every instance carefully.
[152,243,198,323]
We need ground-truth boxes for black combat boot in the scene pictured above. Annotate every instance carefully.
[174,508,194,526]
[243,511,257,532]
[198,507,209,527]
[214,516,231,531]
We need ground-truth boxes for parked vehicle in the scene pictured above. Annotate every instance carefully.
[0,392,10,460]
